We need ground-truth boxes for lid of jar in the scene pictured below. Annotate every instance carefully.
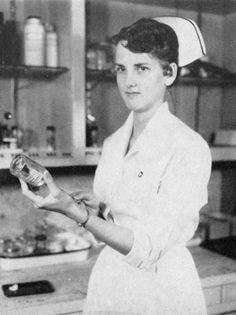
[26,16,42,22]
[45,22,55,32]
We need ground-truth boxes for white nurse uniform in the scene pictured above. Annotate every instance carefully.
[83,102,212,315]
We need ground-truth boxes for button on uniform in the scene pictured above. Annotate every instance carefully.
[138,171,143,178]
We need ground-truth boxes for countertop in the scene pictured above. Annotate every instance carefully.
[1,246,236,315]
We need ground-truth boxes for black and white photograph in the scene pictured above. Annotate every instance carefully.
[0,1,236,314]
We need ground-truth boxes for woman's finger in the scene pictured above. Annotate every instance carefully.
[71,191,93,201]
[43,171,58,195]
[19,179,43,205]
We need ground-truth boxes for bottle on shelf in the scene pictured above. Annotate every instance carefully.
[3,21,21,66]
[86,83,99,147]
[0,12,4,64]
[86,44,98,70]
[11,126,23,149]
[2,0,21,65]
[24,16,45,66]
[46,125,56,152]
[45,23,58,67]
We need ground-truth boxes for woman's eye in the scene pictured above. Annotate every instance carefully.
[137,65,149,72]
[114,65,125,73]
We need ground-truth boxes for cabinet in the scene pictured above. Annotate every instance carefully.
[0,0,86,169]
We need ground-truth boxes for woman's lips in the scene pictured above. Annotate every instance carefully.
[125,91,140,97]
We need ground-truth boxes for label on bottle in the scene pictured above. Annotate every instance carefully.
[24,168,44,187]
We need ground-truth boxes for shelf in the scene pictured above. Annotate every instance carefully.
[86,69,116,82]
[0,150,83,170]
[211,146,236,162]
[0,65,69,80]
[85,147,102,165]
[86,69,236,87]
[0,145,234,170]
[111,0,236,15]
[177,77,236,87]
[86,147,236,164]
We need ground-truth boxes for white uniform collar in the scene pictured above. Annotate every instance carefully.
[121,102,171,158]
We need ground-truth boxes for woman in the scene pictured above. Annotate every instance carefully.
[20,17,211,315]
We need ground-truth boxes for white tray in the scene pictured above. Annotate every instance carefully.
[0,247,90,270]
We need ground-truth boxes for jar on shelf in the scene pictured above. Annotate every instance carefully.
[97,41,114,70]
[11,126,23,148]
[86,44,97,70]
[86,83,99,147]
[24,16,45,66]
[96,44,107,71]
[46,125,56,152]
[0,12,4,64]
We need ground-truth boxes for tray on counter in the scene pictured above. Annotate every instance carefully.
[0,246,91,271]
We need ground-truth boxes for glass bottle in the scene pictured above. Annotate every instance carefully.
[86,83,99,147]
[45,23,58,67]
[9,154,48,195]
[24,16,45,66]
[46,126,56,152]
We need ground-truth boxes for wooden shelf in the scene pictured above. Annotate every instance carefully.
[0,65,69,80]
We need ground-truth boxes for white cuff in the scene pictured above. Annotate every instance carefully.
[123,226,151,268]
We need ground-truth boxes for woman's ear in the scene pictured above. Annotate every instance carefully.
[164,63,178,86]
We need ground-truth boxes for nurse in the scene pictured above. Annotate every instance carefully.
[20,17,212,315]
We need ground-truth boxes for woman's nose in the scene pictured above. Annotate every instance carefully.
[125,72,137,87]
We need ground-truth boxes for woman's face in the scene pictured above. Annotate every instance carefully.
[114,42,172,116]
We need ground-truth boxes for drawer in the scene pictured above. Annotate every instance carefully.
[204,286,221,306]
[223,282,236,303]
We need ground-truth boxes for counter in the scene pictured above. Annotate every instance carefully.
[1,246,236,315]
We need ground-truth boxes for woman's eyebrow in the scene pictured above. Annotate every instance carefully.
[114,62,151,66]
[134,62,151,66]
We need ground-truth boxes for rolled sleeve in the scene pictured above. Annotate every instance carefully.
[124,225,151,267]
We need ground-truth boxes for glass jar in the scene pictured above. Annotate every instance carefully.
[46,126,56,152]
[10,154,47,189]
[24,16,45,66]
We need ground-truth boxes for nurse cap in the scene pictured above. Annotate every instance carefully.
[153,16,206,67]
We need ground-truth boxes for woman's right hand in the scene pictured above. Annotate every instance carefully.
[70,191,100,216]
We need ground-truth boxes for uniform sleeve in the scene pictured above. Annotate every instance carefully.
[123,140,212,269]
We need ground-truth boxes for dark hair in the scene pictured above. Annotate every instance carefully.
[112,18,179,67]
